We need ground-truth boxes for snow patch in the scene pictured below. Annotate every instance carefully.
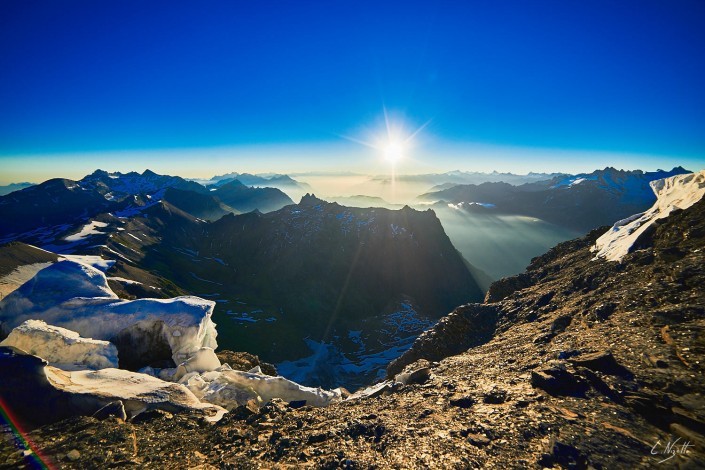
[63,221,108,242]
[189,272,223,285]
[551,174,598,188]
[107,276,143,285]
[61,254,115,272]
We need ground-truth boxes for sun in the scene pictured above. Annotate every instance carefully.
[384,140,405,164]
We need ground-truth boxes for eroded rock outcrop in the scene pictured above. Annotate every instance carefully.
[386,304,498,377]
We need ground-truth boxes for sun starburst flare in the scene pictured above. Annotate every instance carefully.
[384,140,405,164]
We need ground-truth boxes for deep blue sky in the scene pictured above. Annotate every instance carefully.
[1,0,704,182]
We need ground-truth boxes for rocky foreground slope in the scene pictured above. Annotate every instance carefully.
[2,172,705,468]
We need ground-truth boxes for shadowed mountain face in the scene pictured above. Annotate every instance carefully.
[211,180,294,213]
[91,195,483,387]
[421,167,690,232]
[201,195,482,327]
[0,179,116,240]
[162,188,239,221]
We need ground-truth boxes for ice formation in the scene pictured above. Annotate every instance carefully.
[173,347,222,381]
[0,319,118,370]
[0,258,342,424]
[593,170,705,262]
[146,349,341,409]
[0,346,225,427]
[44,366,224,418]
[178,365,341,410]
[0,260,217,365]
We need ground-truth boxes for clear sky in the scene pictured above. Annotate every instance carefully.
[1,0,704,184]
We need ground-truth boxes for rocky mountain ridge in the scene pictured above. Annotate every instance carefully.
[0,169,293,244]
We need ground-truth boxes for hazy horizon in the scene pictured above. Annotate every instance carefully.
[1,143,702,186]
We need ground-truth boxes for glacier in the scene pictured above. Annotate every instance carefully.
[593,170,705,262]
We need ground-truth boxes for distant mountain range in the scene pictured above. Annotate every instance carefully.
[419,167,691,232]
[197,172,313,194]
[325,195,401,209]
[0,182,34,196]
[372,170,569,188]
[0,170,293,242]
[210,179,293,213]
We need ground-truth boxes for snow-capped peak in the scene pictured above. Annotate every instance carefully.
[592,170,705,262]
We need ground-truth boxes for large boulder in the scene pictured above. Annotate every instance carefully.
[387,304,498,377]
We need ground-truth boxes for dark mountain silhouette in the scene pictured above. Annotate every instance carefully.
[201,194,482,328]
[162,188,239,221]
